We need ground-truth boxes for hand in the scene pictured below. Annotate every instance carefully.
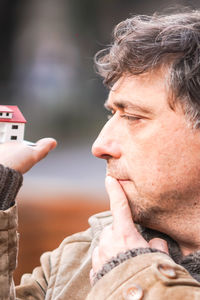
[0,138,57,174]
[91,176,168,282]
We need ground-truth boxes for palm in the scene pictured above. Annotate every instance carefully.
[0,138,57,174]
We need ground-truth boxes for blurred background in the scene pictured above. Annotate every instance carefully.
[0,0,198,284]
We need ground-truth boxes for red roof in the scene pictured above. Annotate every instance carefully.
[0,106,13,112]
[0,105,26,123]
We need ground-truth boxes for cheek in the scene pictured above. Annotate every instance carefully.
[123,129,189,187]
[120,114,200,199]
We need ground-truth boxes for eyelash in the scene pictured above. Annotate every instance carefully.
[121,115,141,121]
[107,113,141,122]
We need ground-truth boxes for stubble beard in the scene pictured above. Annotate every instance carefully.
[117,178,162,227]
[127,197,161,226]
[122,184,165,228]
[126,187,193,228]
[107,163,166,227]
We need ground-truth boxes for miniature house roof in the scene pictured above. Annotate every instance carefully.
[0,105,26,123]
[0,105,13,113]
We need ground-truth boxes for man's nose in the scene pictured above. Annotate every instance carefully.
[92,122,122,159]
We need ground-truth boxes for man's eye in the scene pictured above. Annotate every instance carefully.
[121,115,141,121]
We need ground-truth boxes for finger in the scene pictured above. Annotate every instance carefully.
[98,225,113,256]
[105,176,137,233]
[149,238,169,254]
[36,138,57,150]
[34,138,57,161]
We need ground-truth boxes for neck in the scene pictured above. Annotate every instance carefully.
[146,207,200,256]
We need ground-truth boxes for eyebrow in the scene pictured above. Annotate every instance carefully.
[104,99,155,115]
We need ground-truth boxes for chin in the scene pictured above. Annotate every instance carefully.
[128,201,147,225]
[119,181,161,226]
[127,196,161,228]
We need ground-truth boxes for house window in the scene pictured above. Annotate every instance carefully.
[6,113,9,116]
[11,136,17,140]
[12,125,18,129]
[0,113,2,116]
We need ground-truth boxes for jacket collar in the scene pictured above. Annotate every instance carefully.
[88,210,200,282]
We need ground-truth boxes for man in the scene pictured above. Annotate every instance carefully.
[1,10,200,299]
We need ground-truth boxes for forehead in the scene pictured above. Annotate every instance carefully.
[107,71,172,114]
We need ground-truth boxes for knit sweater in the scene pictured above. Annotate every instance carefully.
[0,164,23,210]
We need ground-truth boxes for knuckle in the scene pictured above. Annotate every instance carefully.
[149,238,169,252]
[150,237,167,245]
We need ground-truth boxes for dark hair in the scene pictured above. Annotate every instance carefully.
[95,11,200,128]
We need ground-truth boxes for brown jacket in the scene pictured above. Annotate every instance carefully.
[1,205,200,299]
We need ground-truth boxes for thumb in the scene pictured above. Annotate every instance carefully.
[36,138,57,151]
[149,238,169,254]
[34,138,57,161]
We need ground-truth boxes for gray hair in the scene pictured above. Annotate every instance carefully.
[95,11,200,128]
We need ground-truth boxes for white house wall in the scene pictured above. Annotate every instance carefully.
[0,123,25,143]
[0,123,6,143]
[0,123,6,132]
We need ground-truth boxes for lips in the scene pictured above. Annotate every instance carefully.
[118,179,130,184]
[107,174,130,183]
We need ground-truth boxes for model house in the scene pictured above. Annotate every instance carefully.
[0,105,26,143]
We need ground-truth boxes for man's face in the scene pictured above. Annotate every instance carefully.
[92,70,200,227]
